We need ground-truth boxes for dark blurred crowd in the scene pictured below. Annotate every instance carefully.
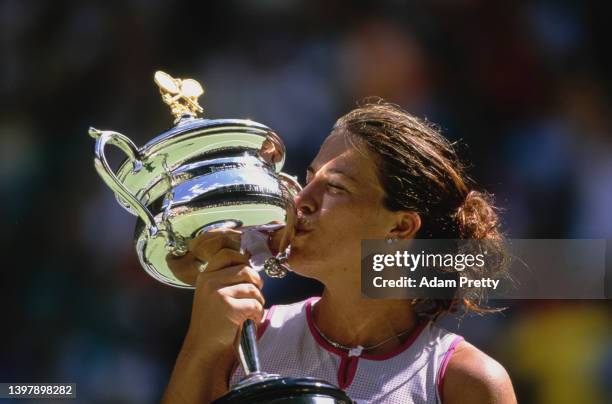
[1,1,610,403]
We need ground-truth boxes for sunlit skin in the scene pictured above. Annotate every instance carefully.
[290,132,404,277]
[161,129,517,404]
[287,130,423,349]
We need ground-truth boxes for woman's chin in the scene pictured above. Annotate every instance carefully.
[287,250,305,269]
[287,251,332,281]
[287,251,314,274]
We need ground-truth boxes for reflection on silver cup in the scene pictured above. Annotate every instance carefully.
[89,71,352,403]
[89,111,300,288]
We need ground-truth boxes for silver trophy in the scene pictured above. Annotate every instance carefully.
[89,72,352,403]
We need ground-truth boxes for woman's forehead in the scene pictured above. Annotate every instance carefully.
[311,132,380,184]
[315,132,352,161]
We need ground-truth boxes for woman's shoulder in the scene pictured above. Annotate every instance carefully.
[441,340,517,404]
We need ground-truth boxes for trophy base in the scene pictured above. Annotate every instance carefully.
[212,374,353,404]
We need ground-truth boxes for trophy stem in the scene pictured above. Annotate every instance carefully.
[238,319,261,375]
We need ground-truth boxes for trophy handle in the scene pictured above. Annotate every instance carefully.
[238,319,263,378]
[89,127,158,236]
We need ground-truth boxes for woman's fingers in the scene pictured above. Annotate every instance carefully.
[223,295,265,324]
[188,229,243,263]
[201,248,250,273]
[197,264,263,290]
[220,282,265,306]
[166,252,199,285]
[167,228,271,288]
[194,278,265,325]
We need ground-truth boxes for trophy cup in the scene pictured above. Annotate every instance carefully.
[89,72,352,403]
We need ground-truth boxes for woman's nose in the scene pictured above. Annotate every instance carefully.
[294,183,318,215]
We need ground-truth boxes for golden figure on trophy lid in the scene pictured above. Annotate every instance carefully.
[154,71,204,123]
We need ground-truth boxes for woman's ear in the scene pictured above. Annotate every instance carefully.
[388,211,421,239]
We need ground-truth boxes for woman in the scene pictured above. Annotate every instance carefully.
[161,101,517,403]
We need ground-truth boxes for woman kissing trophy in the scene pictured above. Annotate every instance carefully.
[88,71,353,403]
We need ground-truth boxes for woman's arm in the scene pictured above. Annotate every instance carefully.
[161,336,236,403]
[161,229,266,403]
[442,341,517,404]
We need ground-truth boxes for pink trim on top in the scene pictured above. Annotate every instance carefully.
[361,320,428,361]
[257,305,276,340]
[436,336,464,403]
[305,297,429,360]
[305,297,359,388]
[305,297,346,357]
[305,297,429,390]
[337,355,359,390]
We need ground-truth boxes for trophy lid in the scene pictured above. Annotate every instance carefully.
[132,71,285,164]
[108,72,287,212]
[154,70,204,123]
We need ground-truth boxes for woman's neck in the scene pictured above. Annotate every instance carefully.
[312,287,419,356]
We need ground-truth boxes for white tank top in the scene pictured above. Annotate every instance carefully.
[230,297,463,403]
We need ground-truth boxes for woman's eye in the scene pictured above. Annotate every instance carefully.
[327,182,345,193]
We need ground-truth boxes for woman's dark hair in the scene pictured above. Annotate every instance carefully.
[334,99,508,318]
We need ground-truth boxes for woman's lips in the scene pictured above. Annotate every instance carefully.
[294,217,313,238]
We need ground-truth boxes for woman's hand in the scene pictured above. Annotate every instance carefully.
[162,228,265,403]
[169,228,265,354]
